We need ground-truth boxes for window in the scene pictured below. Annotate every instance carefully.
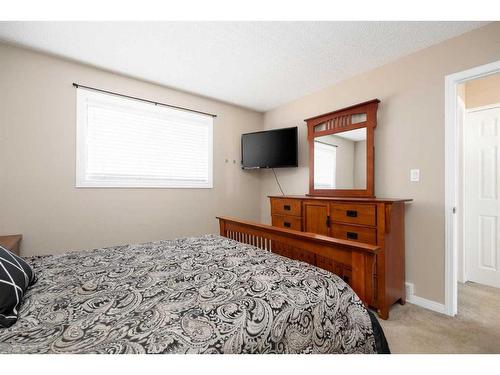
[76,88,213,188]
[314,141,336,189]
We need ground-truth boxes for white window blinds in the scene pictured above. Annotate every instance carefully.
[314,141,336,189]
[76,88,213,188]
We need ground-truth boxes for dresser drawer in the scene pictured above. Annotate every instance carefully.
[331,223,377,245]
[271,214,302,231]
[331,203,376,226]
[270,198,302,216]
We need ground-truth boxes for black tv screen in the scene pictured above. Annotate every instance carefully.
[241,127,298,169]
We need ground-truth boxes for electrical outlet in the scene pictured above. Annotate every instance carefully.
[410,169,420,182]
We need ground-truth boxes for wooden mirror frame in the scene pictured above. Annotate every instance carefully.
[305,99,379,198]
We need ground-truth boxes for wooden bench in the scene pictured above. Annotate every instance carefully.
[0,234,22,256]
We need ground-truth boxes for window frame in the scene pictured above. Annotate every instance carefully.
[76,88,213,189]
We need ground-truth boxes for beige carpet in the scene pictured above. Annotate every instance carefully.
[377,282,500,353]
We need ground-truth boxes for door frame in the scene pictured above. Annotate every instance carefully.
[467,102,500,113]
[445,60,500,316]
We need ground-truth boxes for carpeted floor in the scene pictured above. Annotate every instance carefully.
[377,282,500,353]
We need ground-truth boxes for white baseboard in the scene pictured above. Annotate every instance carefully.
[405,282,447,314]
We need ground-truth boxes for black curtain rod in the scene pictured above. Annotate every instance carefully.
[72,83,217,118]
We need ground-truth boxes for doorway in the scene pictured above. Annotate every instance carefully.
[460,77,500,288]
[445,61,500,316]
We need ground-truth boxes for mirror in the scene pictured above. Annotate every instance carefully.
[305,99,379,197]
[313,128,367,190]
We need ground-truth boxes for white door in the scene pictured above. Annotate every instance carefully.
[464,105,500,288]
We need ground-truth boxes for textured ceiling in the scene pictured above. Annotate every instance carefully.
[0,22,488,111]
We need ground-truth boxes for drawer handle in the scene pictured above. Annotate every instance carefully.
[346,210,358,217]
[346,232,358,240]
[283,222,291,228]
[283,204,291,211]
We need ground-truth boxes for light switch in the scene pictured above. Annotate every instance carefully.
[410,169,420,182]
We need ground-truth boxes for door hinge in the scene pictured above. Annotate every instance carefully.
[452,207,457,214]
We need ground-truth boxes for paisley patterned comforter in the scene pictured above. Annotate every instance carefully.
[0,235,385,354]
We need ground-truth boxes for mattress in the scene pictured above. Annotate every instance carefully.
[0,235,389,354]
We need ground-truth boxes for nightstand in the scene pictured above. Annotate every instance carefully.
[0,234,22,256]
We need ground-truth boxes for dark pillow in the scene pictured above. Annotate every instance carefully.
[0,245,37,328]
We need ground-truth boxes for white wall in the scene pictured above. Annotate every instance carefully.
[465,72,500,108]
[0,42,264,256]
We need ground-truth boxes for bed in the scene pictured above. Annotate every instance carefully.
[0,217,389,354]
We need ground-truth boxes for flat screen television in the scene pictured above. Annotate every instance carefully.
[241,127,298,169]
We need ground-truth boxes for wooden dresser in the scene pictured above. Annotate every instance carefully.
[270,195,410,319]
